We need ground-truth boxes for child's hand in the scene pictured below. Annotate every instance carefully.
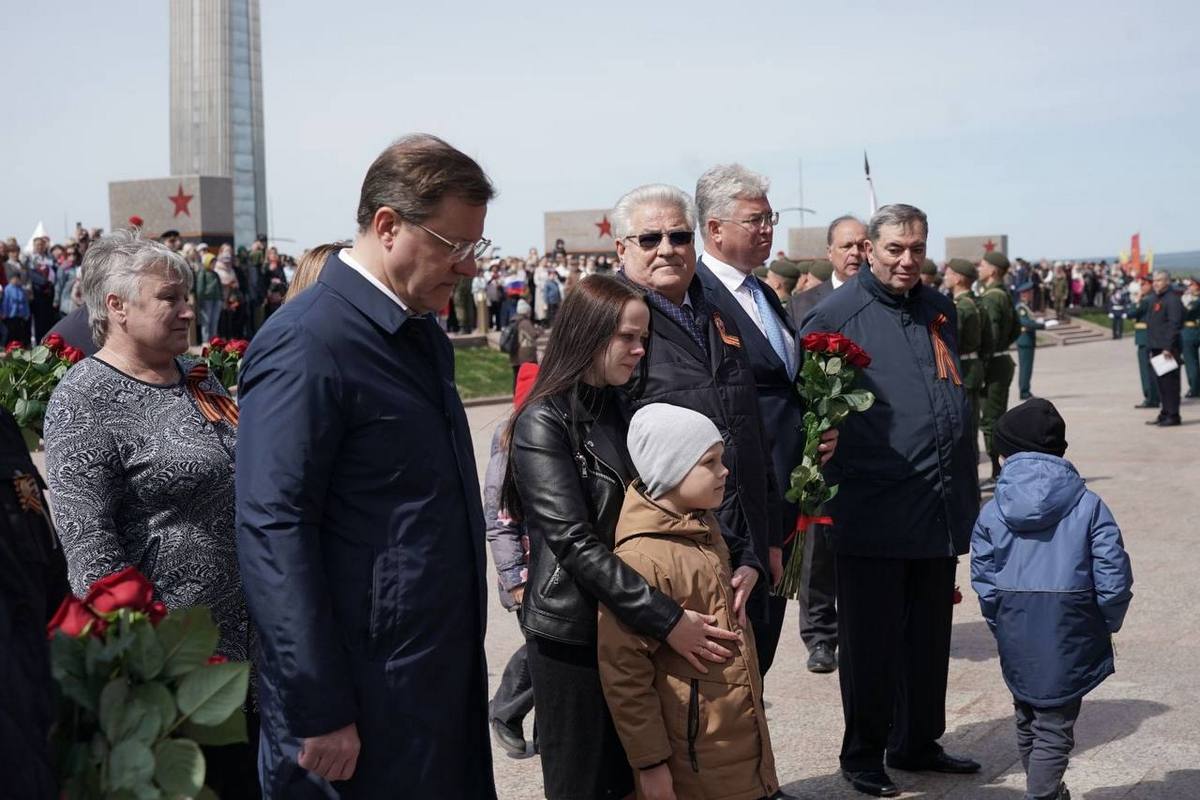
[637,763,677,800]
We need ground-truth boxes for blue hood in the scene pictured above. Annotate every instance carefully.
[994,453,1087,532]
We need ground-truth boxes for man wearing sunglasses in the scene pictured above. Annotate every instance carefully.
[692,164,841,678]
[615,181,837,682]
[237,134,498,799]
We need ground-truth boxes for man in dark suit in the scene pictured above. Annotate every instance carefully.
[236,135,498,799]
[1146,270,1184,426]
[613,181,837,678]
[691,164,840,675]
[802,204,980,797]
[789,215,867,328]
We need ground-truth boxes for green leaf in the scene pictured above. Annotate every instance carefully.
[108,739,155,789]
[57,673,98,713]
[157,607,221,678]
[843,390,875,412]
[30,346,51,365]
[181,706,248,746]
[176,662,249,726]
[824,356,843,374]
[133,682,178,734]
[120,698,162,744]
[100,678,131,738]
[154,738,206,797]
[127,620,166,681]
[51,632,88,680]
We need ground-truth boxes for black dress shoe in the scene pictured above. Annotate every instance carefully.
[806,642,837,673]
[1134,401,1160,409]
[1159,417,1182,427]
[490,718,527,758]
[841,769,900,797]
[887,750,981,774]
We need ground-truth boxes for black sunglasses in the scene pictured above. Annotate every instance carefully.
[624,229,695,250]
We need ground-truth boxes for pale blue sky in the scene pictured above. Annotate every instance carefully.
[6,1,1198,259]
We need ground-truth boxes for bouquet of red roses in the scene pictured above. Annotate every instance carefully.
[773,332,875,599]
[201,337,250,390]
[48,567,249,800]
[0,333,86,448]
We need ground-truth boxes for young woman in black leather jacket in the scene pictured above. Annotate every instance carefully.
[502,275,742,799]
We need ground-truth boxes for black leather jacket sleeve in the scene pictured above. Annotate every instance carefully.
[512,403,683,642]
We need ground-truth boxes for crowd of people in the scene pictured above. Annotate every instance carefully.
[2,134,1151,800]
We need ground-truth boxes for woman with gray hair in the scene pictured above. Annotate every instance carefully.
[43,230,256,796]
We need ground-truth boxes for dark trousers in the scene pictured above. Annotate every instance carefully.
[490,641,534,731]
[1014,697,1081,800]
[488,301,503,332]
[797,523,838,652]
[1151,349,1182,421]
[1182,329,1199,395]
[203,710,261,799]
[836,555,956,771]
[1138,345,1160,405]
[755,583,788,678]
[1018,346,1035,398]
[1111,316,1125,339]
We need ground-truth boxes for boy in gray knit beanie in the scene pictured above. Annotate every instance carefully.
[598,403,781,800]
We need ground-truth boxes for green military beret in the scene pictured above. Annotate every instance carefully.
[921,259,938,276]
[794,259,812,275]
[982,251,1010,271]
[753,265,769,278]
[947,258,977,281]
[809,259,834,282]
[769,259,801,280]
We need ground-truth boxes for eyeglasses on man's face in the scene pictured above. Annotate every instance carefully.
[395,211,490,262]
[623,230,695,251]
[718,211,780,231]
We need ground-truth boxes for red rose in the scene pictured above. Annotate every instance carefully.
[61,346,84,365]
[952,585,963,605]
[206,654,229,665]
[4,341,22,354]
[224,339,249,356]
[43,333,65,352]
[209,337,227,348]
[47,596,103,639]
[801,332,831,352]
[147,600,168,625]
[83,566,154,614]
[824,333,852,354]
[846,344,872,369]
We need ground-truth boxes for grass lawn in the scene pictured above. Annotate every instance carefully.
[1074,308,1112,328]
[455,347,513,400]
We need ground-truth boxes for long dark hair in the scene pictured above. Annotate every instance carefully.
[499,274,646,520]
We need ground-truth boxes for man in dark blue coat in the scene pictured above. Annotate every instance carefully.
[236,134,497,799]
[800,204,980,798]
[692,163,841,675]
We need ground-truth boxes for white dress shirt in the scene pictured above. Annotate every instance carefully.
[339,249,409,311]
[831,271,846,290]
[702,251,768,336]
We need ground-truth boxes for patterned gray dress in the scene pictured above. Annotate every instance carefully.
[44,356,248,660]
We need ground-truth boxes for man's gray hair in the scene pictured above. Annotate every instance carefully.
[81,229,192,346]
[694,164,770,239]
[826,214,865,245]
[1153,269,1169,281]
[610,184,697,239]
[867,204,929,243]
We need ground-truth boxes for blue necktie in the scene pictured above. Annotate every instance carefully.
[744,275,794,377]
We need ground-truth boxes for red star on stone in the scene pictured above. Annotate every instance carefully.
[595,215,613,238]
[982,239,996,253]
[169,183,194,217]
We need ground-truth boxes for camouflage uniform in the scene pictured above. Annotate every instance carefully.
[978,281,1017,468]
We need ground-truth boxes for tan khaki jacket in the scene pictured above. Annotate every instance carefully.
[598,484,778,800]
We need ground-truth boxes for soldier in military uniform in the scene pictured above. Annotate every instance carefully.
[1130,277,1161,409]
[977,251,1020,487]
[1181,277,1200,398]
[944,259,990,468]
[1015,282,1048,400]
[765,258,801,305]
[1052,265,1069,320]
[0,407,69,797]
[920,259,940,289]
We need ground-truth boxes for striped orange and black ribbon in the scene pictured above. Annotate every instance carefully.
[186,363,239,427]
[929,313,962,385]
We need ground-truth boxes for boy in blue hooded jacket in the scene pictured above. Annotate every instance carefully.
[971,398,1133,800]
